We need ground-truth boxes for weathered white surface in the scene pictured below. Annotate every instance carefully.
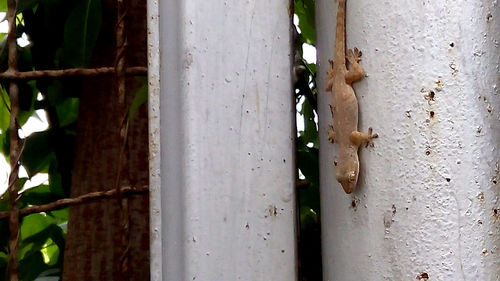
[317,1,499,280]
[147,0,162,280]
[160,1,297,280]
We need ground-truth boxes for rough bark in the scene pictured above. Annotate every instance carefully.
[62,0,149,280]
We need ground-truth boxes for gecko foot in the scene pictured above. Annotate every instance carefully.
[365,127,378,147]
[347,47,362,63]
[328,125,335,143]
[350,128,378,147]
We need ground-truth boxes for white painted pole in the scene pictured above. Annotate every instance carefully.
[159,1,297,280]
[147,0,162,280]
[317,1,499,280]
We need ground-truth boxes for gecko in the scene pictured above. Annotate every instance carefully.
[325,0,377,194]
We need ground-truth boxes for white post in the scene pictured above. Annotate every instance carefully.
[159,1,297,280]
[147,0,162,280]
[317,1,499,280]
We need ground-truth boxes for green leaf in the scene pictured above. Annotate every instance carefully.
[0,1,6,12]
[0,86,10,133]
[48,163,64,196]
[55,97,79,127]
[18,177,29,190]
[0,195,9,212]
[299,206,318,229]
[47,208,68,225]
[295,0,316,45]
[21,213,55,241]
[0,131,7,156]
[129,77,147,120]
[22,130,55,176]
[17,0,40,13]
[300,98,318,146]
[19,251,48,281]
[46,80,64,106]
[41,238,59,265]
[297,146,319,188]
[60,0,102,67]
[306,62,316,74]
[20,184,63,206]
[0,251,6,267]
[18,81,38,127]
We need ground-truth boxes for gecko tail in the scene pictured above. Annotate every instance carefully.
[334,0,346,62]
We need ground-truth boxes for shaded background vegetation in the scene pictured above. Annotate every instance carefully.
[0,0,320,280]
[294,0,322,280]
[0,0,101,279]
[0,0,147,279]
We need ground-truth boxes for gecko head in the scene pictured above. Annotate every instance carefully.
[335,159,359,194]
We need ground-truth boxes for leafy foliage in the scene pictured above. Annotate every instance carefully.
[0,0,317,279]
[294,0,322,280]
[0,0,123,280]
[0,0,148,277]
[294,0,315,45]
[60,0,102,67]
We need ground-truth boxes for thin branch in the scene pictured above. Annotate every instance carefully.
[0,66,147,80]
[115,1,131,277]
[7,0,20,279]
[0,139,25,199]
[0,186,148,220]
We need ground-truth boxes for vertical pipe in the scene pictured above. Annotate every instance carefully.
[147,0,162,280]
[160,0,297,280]
[317,0,500,280]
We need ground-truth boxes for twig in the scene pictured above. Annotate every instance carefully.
[0,186,148,220]
[0,66,147,80]
[7,0,20,279]
[115,1,130,278]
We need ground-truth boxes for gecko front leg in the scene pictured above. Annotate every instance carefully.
[325,59,335,91]
[345,47,364,84]
[328,125,336,143]
[350,127,378,147]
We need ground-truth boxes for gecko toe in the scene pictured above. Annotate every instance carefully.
[354,47,362,57]
[364,128,378,147]
[347,48,362,63]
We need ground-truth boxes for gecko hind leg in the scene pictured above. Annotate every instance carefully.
[328,125,336,143]
[350,127,378,147]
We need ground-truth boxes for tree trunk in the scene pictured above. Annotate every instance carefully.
[62,0,149,280]
[317,0,499,280]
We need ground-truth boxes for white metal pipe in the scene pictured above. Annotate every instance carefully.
[147,0,162,280]
[158,0,297,280]
[317,0,499,280]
